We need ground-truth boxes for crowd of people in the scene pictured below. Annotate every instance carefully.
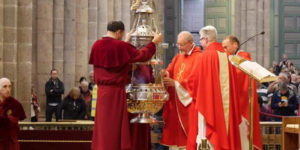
[30,69,96,122]
[258,54,300,121]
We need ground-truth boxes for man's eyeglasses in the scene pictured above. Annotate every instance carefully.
[176,43,188,47]
[200,37,206,41]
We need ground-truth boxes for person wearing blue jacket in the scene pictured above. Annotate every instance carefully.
[271,81,298,121]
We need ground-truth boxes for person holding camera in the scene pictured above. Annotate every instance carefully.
[271,81,298,121]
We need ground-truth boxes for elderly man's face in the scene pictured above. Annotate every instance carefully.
[199,36,208,49]
[222,39,238,55]
[177,36,193,53]
[89,74,94,83]
[81,83,89,92]
[0,80,11,99]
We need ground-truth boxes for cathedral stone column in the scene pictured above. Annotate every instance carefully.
[31,0,37,100]
[97,0,107,37]
[64,0,76,93]
[155,0,164,33]
[234,0,271,67]
[256,0,264,64]
[36,0,53,115]
[97,0,115,37]
[263,0,271,66]
[75,0,88,86]
[115,0,122,20]
[53,0,64,80]
[17,0,33,120]
[88,0,97,72]
[0,0,3,77]
[245,0,257,60]
[3,0,18,97]
[121,0,131,30]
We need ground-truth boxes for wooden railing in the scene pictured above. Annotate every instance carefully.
[260,122,282,150]
[19,121,94,131]
[19,121,283,150]
[19,121,94,150]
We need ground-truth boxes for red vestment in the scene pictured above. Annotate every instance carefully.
[161,46,201,147]
[187,42,242,150]
[89,37,156,150]
[0,97,26,150]
[235,51,262,150]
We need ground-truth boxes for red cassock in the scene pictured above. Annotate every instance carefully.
[89,37,156,150]
[161,46,201,147]
[187,42,242,150]
[0,97,26,150]
[235,51,262,150]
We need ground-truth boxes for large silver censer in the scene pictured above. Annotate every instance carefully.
[127,84,168,123]
[127,0,168,124]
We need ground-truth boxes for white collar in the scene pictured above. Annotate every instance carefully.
[180,43,196,56]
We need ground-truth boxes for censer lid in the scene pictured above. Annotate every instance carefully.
[136,2,154,13]
[131,19,154,37]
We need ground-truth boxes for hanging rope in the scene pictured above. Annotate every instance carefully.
[131,0,141,11]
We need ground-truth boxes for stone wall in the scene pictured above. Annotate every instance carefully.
[233,0,271,67]
[0,0,33,120]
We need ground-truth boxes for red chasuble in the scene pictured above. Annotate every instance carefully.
[187,42,242,150]
[0,97,26,150]
[89,37,156,150]
[161,46,201,147]
[235,51,262,150]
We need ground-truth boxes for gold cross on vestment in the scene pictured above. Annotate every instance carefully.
[177,63,185,81]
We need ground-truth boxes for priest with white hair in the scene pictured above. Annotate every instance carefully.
[187,26,242,150]
[161,31,202,150]
[0,78,26,150]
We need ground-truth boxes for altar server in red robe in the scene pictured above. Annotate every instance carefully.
[0,78,26,150]
[187,26,242,150]
[222,35,262,150]
[160,31,201,150]
[89,21,162,150]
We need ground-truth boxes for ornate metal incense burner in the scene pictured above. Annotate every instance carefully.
[126,0,168,124]
[127,84,168,123]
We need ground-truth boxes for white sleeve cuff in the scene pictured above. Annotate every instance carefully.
[174,81,193,107]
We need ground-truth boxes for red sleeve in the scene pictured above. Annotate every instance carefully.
[0,99,26,128]
[89,39,144,68]
[88,40,99,65]
[12,101,26,121]
[89,38,156,67]
[0,115,10,126]
[129,42,156,63]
